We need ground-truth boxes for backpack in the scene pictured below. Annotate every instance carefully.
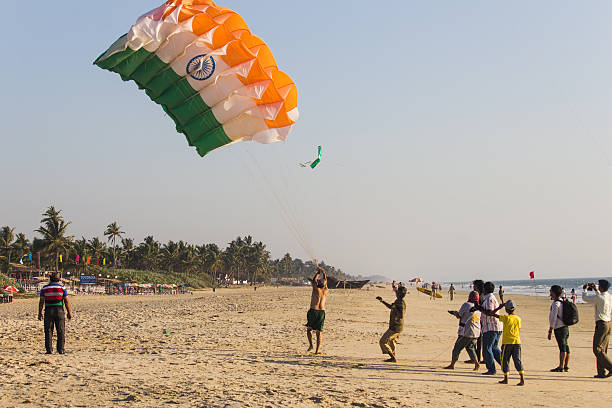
[561,299,579,326]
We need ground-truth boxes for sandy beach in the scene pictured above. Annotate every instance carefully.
[1,286,611,407]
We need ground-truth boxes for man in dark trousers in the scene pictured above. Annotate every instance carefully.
[583,280,612,378]
[38,272,73,354]
[377,284,407,362]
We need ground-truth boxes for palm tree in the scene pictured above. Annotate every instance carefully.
[13,233,30,257]
[73,237,89,274]
[162,241,181,273]
[121,238,134,268]
[87,237,106,264]
[35,206,74,272]
[104,222,124,271]
[0,226,15,274]
[137,236,160,271]
[208,250,225,287]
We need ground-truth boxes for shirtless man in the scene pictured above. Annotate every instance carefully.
[306,266,329,354]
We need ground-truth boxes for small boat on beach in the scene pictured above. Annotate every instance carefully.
[326,276,370,289]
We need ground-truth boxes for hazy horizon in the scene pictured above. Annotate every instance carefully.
[2,1,611,281]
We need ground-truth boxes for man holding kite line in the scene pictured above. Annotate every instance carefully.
[306,266,329,354]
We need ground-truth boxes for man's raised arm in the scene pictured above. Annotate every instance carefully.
[311,269,320,287]
[318,267,327,284]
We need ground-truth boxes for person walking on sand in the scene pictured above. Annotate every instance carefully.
[498,286,504,304]
[377,284,407,363]
[480,300,525,386]
[571,288,577,304]
[449,284,455,301]
[306,266,328,354]
[481,282,503,375]
[548,285,570,372]
[582,280,612,378]
[38,272,72,354]
[444,291,481,371]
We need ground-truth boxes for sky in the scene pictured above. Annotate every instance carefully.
[1,1,611,282]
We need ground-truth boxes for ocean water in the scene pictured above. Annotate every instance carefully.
[447,277,612,302]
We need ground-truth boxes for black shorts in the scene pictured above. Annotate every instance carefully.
[554,326,570,353]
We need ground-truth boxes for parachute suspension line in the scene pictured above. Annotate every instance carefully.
[245,151,316,261]
[277,159,315,258]
[239,146,317,262]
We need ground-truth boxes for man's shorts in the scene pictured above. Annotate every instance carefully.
[554,326,570,353]
[306,308,325,331]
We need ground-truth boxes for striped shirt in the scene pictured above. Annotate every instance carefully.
[40,282,68,307]
[481,293,503,333]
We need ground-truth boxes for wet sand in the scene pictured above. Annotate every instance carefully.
[1,286,611,407]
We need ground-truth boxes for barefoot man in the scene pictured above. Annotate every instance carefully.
[306,266,328,354]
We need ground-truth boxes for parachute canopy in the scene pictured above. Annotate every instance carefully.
[94,0,298,157]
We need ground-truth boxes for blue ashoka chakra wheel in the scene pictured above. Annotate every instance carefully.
[186,54,216,81]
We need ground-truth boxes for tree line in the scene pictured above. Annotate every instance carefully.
[0,206,352,287]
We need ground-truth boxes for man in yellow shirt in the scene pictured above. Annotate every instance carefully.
[479,299,525,386]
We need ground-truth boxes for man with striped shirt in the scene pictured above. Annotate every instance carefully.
[481,282,503,375]
[38,273,73,354]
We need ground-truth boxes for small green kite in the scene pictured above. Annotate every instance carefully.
[300,146,322,169]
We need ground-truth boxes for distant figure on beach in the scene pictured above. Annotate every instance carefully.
[430,283,436,300]
[377,284,407,363]
[306,266,328,354]
[571,288,576,304]
[481,282,503,375]
[392,280,398,294]
[498,286,504,304]
[481,300,525,386]
[561,289,567,301]
[38,272,72,354]
[548,285,570,373]
[448,284,455,301]
[582,280,612,378]
[444,291,481,371]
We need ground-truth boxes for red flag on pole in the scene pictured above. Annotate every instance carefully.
[529,271,535,279]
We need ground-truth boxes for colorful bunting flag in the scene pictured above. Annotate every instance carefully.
[86,257,91,265]
[103,258,106,266]
[76,254,80,263]
[28,253,32,261]
[96,258,100,266]
[59,254,63,263]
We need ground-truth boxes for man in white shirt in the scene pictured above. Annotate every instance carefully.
[583,279,612,378]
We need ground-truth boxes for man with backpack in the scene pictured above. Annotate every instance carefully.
[548,285,575,372]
